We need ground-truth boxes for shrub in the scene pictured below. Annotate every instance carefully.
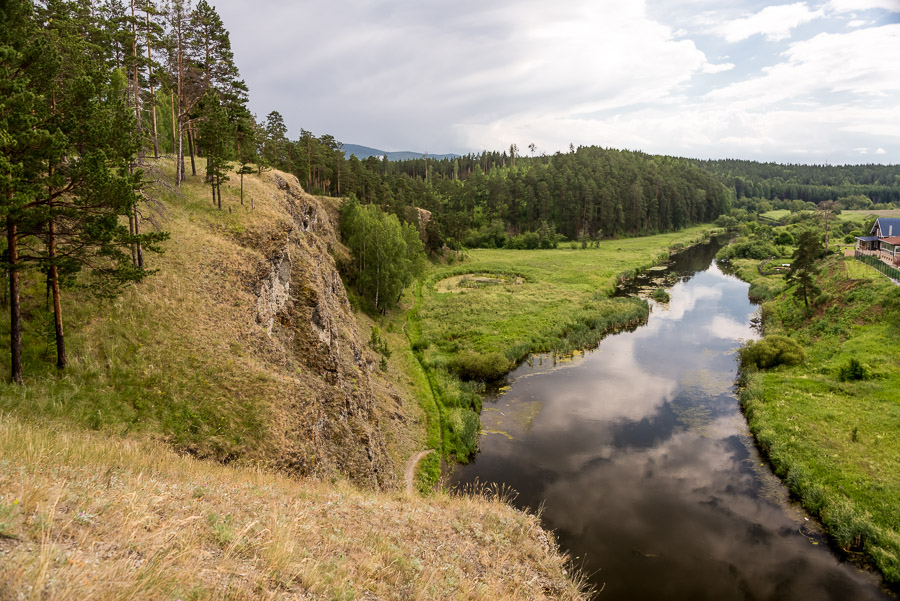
[739,335,806,370]
[652,288,670,302]
[449,351,511,381]
[837,358,869,382]
[446,408,480,460]
[775,231,794,246]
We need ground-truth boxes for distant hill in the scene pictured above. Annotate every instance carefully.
[343,143,459,162]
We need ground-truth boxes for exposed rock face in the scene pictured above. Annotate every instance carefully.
[256,250,291,335]
[247,172,396,488]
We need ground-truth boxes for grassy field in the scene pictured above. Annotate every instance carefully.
[739,254,900,586]
[416,225,715,366]
[759,209,792,222]
[0,415,588,601]
[839,209,900,222]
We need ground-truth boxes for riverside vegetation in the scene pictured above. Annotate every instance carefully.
[718,215,900,589]
[397,225,718,485]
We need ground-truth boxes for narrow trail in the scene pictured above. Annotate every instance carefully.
[404,449,434,495]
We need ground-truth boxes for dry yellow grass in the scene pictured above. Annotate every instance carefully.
[0,415,588,601]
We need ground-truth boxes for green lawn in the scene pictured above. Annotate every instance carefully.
[740,255,900,585]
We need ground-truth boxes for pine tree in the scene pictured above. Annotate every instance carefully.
[198,90,232,209]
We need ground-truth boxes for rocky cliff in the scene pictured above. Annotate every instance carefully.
[236,171,417,488]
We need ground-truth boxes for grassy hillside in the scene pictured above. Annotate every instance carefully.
[0,157,426,484]
[0,415,587,600]
[738,254,900,585]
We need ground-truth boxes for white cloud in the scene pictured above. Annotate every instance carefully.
[828,0,900,13]
[709,3,824,42]
[877,147,888,154]
[704,25,900,106]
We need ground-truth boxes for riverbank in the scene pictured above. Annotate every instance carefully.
[398,226,719,482]
[736,254,900,588]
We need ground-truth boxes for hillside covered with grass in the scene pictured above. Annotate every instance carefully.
[0,159,423,486]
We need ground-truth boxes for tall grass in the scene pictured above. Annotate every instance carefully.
[0,415,590,601]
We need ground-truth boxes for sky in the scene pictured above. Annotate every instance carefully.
[212,0,900,164]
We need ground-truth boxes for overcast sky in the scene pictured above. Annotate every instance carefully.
[212,0,900,164]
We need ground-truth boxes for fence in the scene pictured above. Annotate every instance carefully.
[855,250,900,281]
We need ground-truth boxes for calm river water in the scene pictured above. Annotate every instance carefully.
[449,240,893,600]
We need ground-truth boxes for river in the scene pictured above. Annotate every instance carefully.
[448,239,893,600]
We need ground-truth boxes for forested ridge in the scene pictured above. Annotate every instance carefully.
[692,158,900,206]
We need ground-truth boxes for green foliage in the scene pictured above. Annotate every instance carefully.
[739,335,806,370]
[775,231,794,245]
[652,288,670,302]
[448,351,511,382]
[340,199,426,312]
[785,230,824,314]
[445,408,480,462]
[837,358,869,382]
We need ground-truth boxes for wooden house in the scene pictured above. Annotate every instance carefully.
[879,236,900,265]
[856,217,900,252]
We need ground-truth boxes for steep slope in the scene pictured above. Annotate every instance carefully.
[0,160,423,488]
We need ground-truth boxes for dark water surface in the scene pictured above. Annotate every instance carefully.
[449,240,893,600]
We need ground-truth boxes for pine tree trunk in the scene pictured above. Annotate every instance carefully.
[240,169,244,204]
[147,12,160,158]
[188,124,196,176]
[129,212,138,266]
[48,219,67,369]
[216,174,222,210]
[134,203,144,269]
[170,90,176,156]
[130,0,143,157]
[7,215,22,384]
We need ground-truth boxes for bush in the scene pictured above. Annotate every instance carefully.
[652,288,670,302]
[449,351,511,381]
[446,408,480,460]
[717,239,779,261]
[739,335,806,370]
[837,358,869,382]
[775,231,794,246]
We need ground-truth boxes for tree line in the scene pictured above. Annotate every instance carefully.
[693,159,900,206]
[261,138,732,251]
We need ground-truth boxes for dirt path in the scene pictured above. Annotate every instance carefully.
[404,449,434,495]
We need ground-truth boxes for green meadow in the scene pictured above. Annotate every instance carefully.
[414,226,715,371]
